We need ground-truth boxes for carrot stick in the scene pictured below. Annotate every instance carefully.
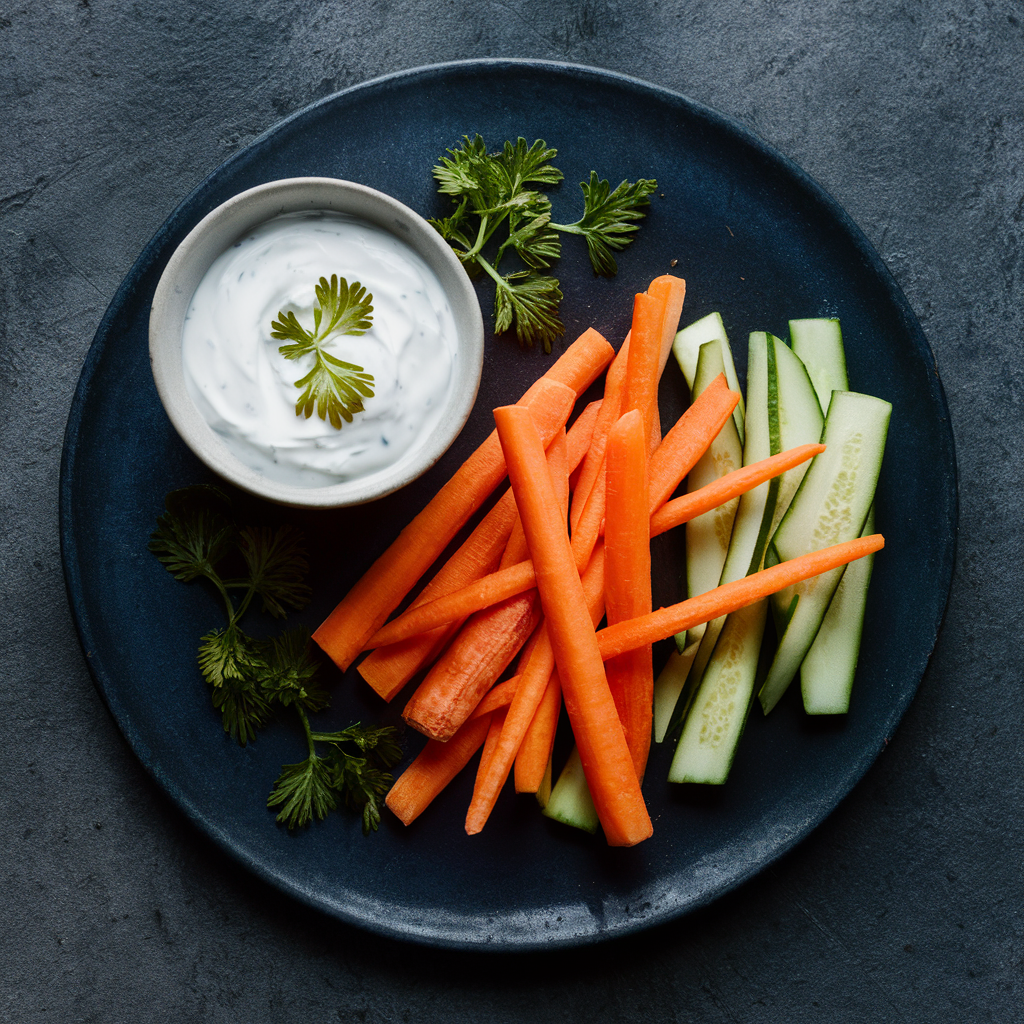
[571,336,630,531]
[493,404,651,847]
[479,707,508,771]
[360,408,594,696]
[505,424,571,575]
[402,588,541,741]
[569,469,608,572]
[566,401,602,476]
[647,373,740,512]
[623,290,669,447]
[366,560,537,649]
[603,409,653,781]
[572,289,668,568]
[314,376,577,671]
[514,614,547,673]
[516,543,606,797]
[357,486,518,699]
[464,415,585,815]
[471,675,519,718]
[649,412,662,455]
[573,275,681,542]
[596,534,886,660]
[649,443,826,538]
[646,275,687,376]
[315,329,612,672]
[572,372,738,569]
[469,708,510,818]
[385,713,491,826]
[466,624,556,834]
[514,669,562,794]
[532,327,614,398]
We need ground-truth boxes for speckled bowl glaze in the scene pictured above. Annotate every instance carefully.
[148,177,484,508]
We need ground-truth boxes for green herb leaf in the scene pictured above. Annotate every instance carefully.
[151,487,398,833]
[260,628,329,713]
[292,353,375,429]
[267,753,339,829]
[211,676,272,747]
[270,275,375,430]
[197,623,271,743]
[238,525,311,619]
[313,274,374,338]
[556,172,659,276]
[501,210,561,271]
[493,270,564,353]
[331,753,394,834]
[494,137,563,192]
[433,134,498,202]
[305,722,403,834]
[268,719,402,832]
[148,486,235,584]
[326,722,404,766]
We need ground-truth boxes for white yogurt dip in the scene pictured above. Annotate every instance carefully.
[181,211,458,488]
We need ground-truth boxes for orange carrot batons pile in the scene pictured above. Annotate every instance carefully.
[326,274,886,846]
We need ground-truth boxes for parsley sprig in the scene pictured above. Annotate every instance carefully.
[270,275,376,430]
[149,486,401,832]
[430,135,657,352]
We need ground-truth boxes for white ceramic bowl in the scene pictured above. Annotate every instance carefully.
[149,177,484,508]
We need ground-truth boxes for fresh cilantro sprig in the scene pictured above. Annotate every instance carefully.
[270,275,376,429]
[430,135,657,353]
[148,485,401,833]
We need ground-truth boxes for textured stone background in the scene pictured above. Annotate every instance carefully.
[2,1,1021,1021]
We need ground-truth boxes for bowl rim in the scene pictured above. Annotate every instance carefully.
[148,176,484,509]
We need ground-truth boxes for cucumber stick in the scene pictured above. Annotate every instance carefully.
[653,644,699,743]
[543,746,599,834]
[758,390,891,714]
[672,312,746,443]
[662,331,775,739]
[684,333,822,706]
[668,599,767,783]
[789,317,878,716]
[654,335,742,742]
[681,341,744,647]
[789,318,848,415]
[801,507,876,714]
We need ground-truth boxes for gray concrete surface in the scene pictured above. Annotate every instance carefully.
[2,1,1021,1020]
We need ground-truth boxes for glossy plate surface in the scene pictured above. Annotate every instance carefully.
[60,60,956,950]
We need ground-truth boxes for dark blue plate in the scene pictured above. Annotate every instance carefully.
[59,60,956,950]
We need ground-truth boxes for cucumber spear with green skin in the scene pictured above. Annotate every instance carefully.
[758,389,890,715]
[788,318,878,716]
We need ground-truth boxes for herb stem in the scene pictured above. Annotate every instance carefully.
[231,585,257,625]
[547,221,584,235]
[460,213,491,262]
[210,576,238,625]
[475,253,509,290]
[297,706,317,759]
